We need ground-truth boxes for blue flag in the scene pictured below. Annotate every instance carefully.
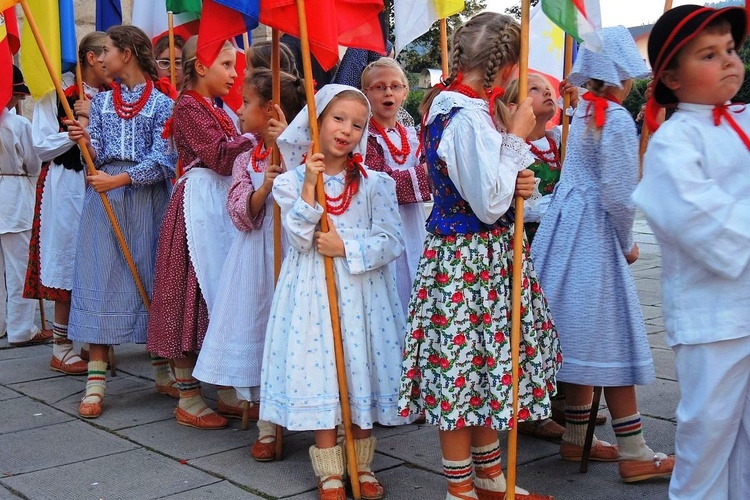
[96,0,122,32]
[59,0,76,72]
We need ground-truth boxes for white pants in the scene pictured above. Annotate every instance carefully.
[670,336,750,500]
[0,230,39,343]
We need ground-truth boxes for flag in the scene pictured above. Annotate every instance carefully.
[167,0,202,14]
[3,6,18,54]
[60,0,76,71]
[0,11,13,108]
[20,0,62,98]
[132,0,200,44]
[96,0,122,31]
[260,0,385,71]
[0,0,19,11]
[529,3,563,114]
[222,49,246,113]
[542,0,602,51]
[393,0,464,54]
[197,0,258,66]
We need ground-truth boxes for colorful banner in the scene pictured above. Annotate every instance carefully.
[20,0,61,98]
[96,0,122,32]
[542,0,602,51]
[196,0,258,66]
[132,0,200,44]
[393,0,464,54]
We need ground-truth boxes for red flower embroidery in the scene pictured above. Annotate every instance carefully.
[400,408,410,417]
[406,368,420,379]
[431,314,448,327]
[531,282,541,294]
[425,395,437,407]
[500,268,508,278]
[480,270,490,281]
[532,387,545,399]
[456,417,466,428]
[446,235,456,243]
[424,248,436,259]
[469,314,480,325]
[436,273,449,285]
[411,385,420,396]
[441,401,452,412]
[488,289,498,301]
[453,333,466,346]
[455,376,465,388]
[440,358,450,369]
[494,331,505,343]
[525,345,536,357]
[518,408,530,420]
[472,356,484,367]
[482,313,492,325]
[470,396,482,407]
[451,291,464,303]
[417,288,428,299]
[490,399,501,411]
[486,357,496,368]
[463,272,476,283]
[455,250,462,260]
[502,374,512,386]
[428,354,440,365]
[411,328,425,340]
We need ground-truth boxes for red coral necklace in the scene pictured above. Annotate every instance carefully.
[527,135,561,171]
[112,78,153,120]
[184,90,238,138]
[370,120,411,165]
[325,154,363,215]
[251,141,272,172]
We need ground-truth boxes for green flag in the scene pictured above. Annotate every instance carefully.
[166,0,202,14]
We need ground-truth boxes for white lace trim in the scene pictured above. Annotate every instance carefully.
[426,91,487,125]
[500,132,536,168]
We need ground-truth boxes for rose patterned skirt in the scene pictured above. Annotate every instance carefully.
[398,226,561,431]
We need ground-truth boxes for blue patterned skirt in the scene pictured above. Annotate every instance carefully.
[68,161,170,345]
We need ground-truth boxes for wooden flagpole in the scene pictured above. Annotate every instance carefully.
[168,11,177,87]
[639,0,673,177]
[19,0,151,310]
[270,26,285,462]
[439,18,449,76]
[294,0,360,497]
[559,34,574,163]
[505,0,530,498]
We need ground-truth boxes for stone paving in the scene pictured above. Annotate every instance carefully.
[0,217,675,499]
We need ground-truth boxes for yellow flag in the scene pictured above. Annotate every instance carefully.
[433,0,464,20]
[20,0,60,99]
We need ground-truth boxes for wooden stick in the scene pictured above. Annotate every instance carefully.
[506,1,530,498]
[439,18,449,77]
[38,299,47,331]
[580,386,603,473]
[560,34,574,163]
[294,1,360,497]
[639,0,673,178]
[168,12,176,88]
[242,32,250,53]
[271,27,284,462]
[19,0,151,311]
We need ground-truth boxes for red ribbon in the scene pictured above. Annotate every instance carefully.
[581,92,621,128]
[713,103,750,152]
[486,86,505,116]
[161,117,174,139]
[154,77,178,100]
[349,152,368,178]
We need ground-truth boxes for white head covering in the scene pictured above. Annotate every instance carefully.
[568,26,649,88]
[277,84,371,169]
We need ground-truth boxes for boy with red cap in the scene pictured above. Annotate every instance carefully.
[0,66,47,346]
[633,5,750,499]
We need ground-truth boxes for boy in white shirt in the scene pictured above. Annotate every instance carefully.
[633,5,750,499]
[0,66,47,346]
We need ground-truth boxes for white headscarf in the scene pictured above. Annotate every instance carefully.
[277,84,372,169]
[568,26,650,88]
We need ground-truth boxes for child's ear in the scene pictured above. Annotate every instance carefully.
[264,100,275,116]
[660,70,681,92]
[195,60,208,77]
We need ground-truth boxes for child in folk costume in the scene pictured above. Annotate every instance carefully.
[362,57,431,315]
[262,85,406,500]
[0,66,44,346]
[397,12,560,500]
[634,6,750,498]
[193,68,306,460]
[65,26,177,419]
[501,75,579,442]
[26,31,110,375]
[146,37,253,430]
[531,27,674,483]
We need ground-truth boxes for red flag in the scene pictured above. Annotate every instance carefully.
[222,49,246,114]
[259,0,385,71]
[197,0,259,66]
[0,11,12,109]
[3,7,18,53]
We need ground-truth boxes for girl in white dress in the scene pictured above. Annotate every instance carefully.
[193,68,305,461]
[261,85,406,500]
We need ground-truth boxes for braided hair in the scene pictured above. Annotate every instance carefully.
[419,12,521,121]
[244,68,306,123]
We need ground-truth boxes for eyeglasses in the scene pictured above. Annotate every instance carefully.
[365,84,407,93]
[155,59,182,70]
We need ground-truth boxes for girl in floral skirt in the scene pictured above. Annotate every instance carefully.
[397,12,561,500]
